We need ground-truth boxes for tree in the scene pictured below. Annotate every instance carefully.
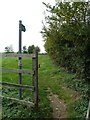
[28,45,35,54]
[27,45,40,54]
[5,45,14,53]
[35,46,40,53]
[23,46,27,53]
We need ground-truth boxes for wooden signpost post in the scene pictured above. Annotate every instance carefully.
[18,20,26,99]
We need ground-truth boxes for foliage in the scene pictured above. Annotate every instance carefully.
[35,46,40,53]
[28,45,35,54]
[23,45,28,53]
[41,2,90,84]
[5,45,14,53]
[22,45,40,54]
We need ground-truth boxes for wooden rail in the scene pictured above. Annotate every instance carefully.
[86,99,90,119]
[0,82,34,91]
[0,95,34,108]
[0,67,34,74]
[0,53,36,58]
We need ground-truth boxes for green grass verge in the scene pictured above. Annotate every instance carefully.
[1,54,88,118]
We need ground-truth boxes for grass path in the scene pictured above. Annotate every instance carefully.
[1,54,86,118]
[38,55,80,118]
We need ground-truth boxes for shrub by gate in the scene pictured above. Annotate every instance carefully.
[0,50,38,109]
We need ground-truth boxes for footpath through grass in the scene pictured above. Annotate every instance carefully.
[1,54,88,118]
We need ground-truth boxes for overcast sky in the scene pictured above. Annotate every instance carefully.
[0,0,55,53]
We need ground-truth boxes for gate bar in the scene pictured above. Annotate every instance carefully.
[0,67,34,74]
[0,53,36,58]
[0,82,34,91]
[0,95,34,108]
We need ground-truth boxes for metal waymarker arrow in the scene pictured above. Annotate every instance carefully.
[18,20,26,99]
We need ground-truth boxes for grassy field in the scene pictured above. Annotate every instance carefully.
[1,54,88,118]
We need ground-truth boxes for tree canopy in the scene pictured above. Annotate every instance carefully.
[22,45,40,54]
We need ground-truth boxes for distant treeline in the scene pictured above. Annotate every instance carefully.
[4,45,40,54]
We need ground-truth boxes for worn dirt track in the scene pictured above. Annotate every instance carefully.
[47,88,67,118]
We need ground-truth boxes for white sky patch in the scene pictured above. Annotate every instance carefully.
[0,0,55,53]
[1,0,88,53]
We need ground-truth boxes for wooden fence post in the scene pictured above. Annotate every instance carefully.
[32,49,38,109]
[86,98,90,119]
